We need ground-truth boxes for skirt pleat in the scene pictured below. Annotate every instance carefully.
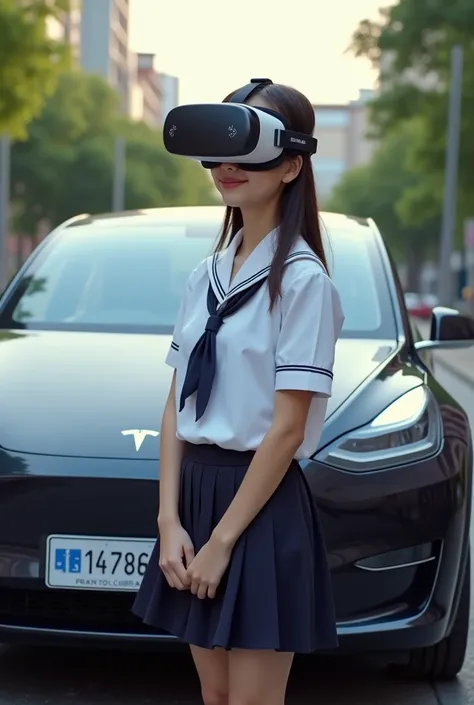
[132,443,338,653]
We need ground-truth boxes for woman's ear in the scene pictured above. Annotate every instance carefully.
[281,155,303,184]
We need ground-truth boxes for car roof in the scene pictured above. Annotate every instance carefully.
[63,206,372,236]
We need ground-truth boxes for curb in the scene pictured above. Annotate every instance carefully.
[433,354,474,388]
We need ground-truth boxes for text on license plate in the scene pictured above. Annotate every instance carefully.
[46,535,156,591]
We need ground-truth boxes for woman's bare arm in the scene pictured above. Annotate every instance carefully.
[210,389,314,549]
[157,371,184,528]
[156,371,194,589]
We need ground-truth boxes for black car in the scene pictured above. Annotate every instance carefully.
[0,206,473,680]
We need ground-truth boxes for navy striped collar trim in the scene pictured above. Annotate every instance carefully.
[211,250,226,300]
[225,250,323,298]
[208,246,324,303]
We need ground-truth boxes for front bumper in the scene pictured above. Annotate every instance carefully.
[0,544,457,653]
[0,539,461,653]
[0,430,471,653]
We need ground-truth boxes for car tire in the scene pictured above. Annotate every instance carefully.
[392,550,470,681]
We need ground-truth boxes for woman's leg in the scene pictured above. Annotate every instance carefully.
[228,649,294,705]
[190,645,230,705]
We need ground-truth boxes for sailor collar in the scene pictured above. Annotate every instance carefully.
[207,227,323,304]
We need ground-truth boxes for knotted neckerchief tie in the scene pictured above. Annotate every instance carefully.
[179,278,267,421]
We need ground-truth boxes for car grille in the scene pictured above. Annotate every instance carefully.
[0,587,163,634]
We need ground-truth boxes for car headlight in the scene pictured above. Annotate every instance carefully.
[317,386,442,472]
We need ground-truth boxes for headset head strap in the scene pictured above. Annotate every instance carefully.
[228,78,273,104]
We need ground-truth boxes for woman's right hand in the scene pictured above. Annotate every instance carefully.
[158,519,195,590]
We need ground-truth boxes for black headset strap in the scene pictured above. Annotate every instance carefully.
[275,129,318,155]
[229,78,273,104]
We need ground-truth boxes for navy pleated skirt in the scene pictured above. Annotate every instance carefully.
[132,443,338,653]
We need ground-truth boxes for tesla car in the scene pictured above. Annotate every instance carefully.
[0,206,473,681]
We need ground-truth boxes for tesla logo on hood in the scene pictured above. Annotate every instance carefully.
[121,429,159,451]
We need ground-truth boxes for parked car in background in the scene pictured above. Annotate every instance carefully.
[0,207,473,681]
[405,291,439,319]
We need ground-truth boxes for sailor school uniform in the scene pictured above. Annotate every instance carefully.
[132,226,344,652]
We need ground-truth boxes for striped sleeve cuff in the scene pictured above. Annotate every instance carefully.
[165,340,180,368]
[275,364,333,397]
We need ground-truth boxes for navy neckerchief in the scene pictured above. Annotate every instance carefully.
[179,278,267,421]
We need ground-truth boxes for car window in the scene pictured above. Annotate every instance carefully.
[325,232,382,334]
[0,221,393,338]
[7,227,211,330]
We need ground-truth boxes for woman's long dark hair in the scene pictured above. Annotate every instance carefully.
[213,82,328,309]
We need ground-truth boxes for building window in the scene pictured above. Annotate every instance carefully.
[118,10,128,33]
[314,109,349,128]
[116,65,128,91]
[118,40,128,60]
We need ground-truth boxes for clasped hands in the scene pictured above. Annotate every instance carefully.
[158,522,232,600]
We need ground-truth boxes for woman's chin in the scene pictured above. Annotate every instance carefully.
[219,192,248,208]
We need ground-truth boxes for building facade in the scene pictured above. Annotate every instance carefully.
[46,1,179,127]
[129,53,162,127]
[79,0,131,113]
[158,73,179,124]
[47,0,132,114]
[312,89,377,202]
[129,61,179,127]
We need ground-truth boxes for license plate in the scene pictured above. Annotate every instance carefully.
[45,535,156,591]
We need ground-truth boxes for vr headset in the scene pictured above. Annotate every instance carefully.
[163,78,318,171]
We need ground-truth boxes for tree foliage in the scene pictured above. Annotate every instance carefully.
[325,120,439,288]
[11,72,218,235]
[349,0,474,238]
[0,0,71,138]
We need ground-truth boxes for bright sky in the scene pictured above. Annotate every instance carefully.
[129,0,387,106]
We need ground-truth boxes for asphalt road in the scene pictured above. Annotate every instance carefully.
[0,366,473,705]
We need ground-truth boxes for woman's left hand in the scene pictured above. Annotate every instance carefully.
[187,535,232,599]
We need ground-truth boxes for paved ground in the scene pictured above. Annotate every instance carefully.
[0,365,473,704]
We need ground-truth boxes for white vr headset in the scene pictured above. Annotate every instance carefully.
[163,78,318,171]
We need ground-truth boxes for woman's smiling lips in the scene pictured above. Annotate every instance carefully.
[219,178,247,189]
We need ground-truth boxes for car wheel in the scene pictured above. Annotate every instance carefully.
[393,551,470,681]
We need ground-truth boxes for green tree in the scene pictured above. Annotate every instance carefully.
[325,120,439,290]
[0,0,71,138]
[349,0,474,241]
[11,72,218,235]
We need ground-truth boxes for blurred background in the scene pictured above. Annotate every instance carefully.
[0,0,473,317]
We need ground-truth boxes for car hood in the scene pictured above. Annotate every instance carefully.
[0,330,396,459]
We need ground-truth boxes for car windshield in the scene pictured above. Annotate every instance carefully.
[0,217,395,338]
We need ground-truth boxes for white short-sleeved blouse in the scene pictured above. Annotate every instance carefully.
[166,227,344,460]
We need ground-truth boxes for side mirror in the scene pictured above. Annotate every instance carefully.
[415,306,474,351]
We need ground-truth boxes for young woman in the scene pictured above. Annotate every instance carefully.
[133,81,344,705]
